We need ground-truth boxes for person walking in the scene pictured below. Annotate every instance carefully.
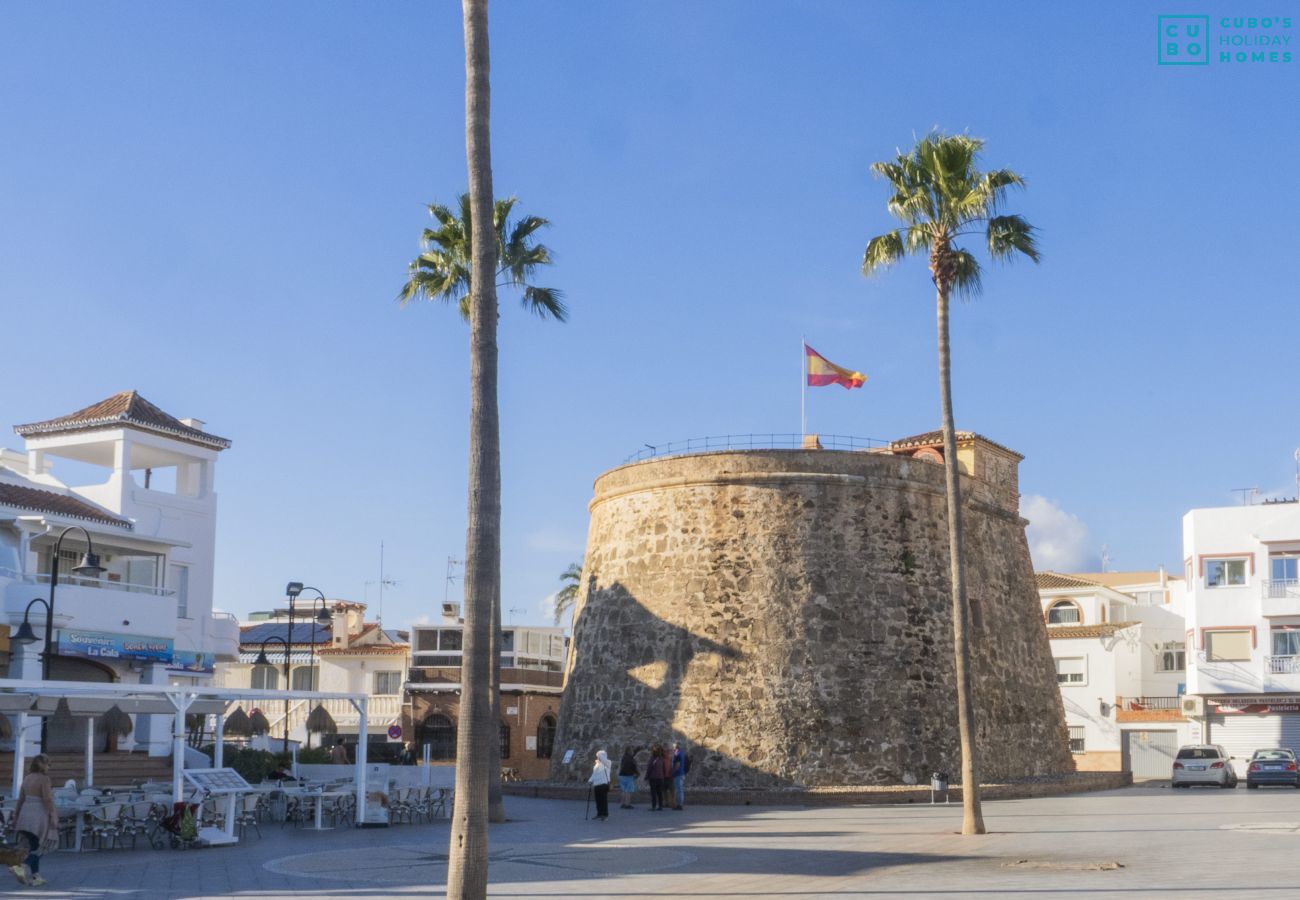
[588,749,612,820]
[670,741,687,810]
[646,744,668,811]
[9,754,57,887]
[617,747,640,809]
[330,738,350,764]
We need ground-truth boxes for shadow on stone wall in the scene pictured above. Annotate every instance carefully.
[552,580,790,788]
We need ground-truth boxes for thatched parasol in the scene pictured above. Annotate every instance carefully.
[51,697,73,730]
[98,704,134,738]
[249,708,271,735]
[223,705,253,737]
[305,704,337,735]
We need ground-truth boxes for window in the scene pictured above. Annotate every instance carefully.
[1068,726,1086,754]
[1272,629,1300,658]
[1046,601,1081,625]
[1155,642,1186,672]
[499,722,511,760]
[373,671,402,695]
[1055,657,1086,684]
[1272,556,1298,587]
[291,665,318,691]
[1205,630,1252,662]
[1176,746,1221,760]
[418,714,456,760]
[1206,559,1247,588]
[0,528,20,572]
[500,630,514,652]
[536,714,557,759]
[251,665,279,690]
[171,564,190,618]
[1133,590,1165,606]
[439,630,463,652]
[415,630,439,652]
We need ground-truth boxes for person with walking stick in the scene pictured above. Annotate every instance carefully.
[588,749,612,820]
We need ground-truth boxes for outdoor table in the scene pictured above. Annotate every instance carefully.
[283,787,349,830]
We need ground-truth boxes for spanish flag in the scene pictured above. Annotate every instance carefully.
[805,344,866,389]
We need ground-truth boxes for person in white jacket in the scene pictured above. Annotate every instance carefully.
[588,749,612,820]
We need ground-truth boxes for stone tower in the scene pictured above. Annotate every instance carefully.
[553,438,1073,787]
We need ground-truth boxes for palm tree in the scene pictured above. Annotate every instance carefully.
[445,0,497,894]
[861,132,1039,836]
[398,193,565,322]
[553,559,583,625]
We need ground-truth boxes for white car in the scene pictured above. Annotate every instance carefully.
[1172,744,1238,788]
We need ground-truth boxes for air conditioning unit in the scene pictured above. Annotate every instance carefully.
[1181,695,1205,717]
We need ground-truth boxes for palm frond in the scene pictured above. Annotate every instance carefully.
[862,229,909,275]
[522,285,567,321]
[986,214,1040,263]
[950,250,983,299]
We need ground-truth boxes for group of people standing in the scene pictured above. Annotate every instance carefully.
[588,742,688,820]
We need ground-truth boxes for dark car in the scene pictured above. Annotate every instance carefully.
[1246,749,1300,788]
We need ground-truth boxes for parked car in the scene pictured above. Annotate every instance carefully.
[1172,744,1238,788]
[1246,749,1300,789]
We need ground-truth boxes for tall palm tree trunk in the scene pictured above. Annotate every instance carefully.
[448,0,499,896]
[936,282,986,836]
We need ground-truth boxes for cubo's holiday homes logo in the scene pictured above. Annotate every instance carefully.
[1159,14,1294,65]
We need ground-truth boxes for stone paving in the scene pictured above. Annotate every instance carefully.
[9,783,1300,898]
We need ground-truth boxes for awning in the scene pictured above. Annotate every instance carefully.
[237,651,315,665]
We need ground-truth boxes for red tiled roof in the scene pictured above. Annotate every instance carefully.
[1047,622,1140,639]
[0,481,132,529]
[1036,571,1104,590]
[889,430,1023,460]
[15,391,231,450]
[317,645,409,656]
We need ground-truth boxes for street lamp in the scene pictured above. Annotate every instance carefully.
[279,582,331,754]
[12,525,105,750]
[254,635,291,753]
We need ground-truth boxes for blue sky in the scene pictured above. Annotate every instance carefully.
[1,2,1296,626]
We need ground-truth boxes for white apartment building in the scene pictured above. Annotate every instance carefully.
[1038,571,1195,777]
[2,392,239,754]
[1183,498,1300,763]
[214,602,409,758]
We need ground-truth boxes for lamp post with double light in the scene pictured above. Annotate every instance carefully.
[12,525,106,750]
[280,583,330,754]
[253,635,291,752]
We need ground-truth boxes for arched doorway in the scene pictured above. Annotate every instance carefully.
[416,713,456,760]
[46,657,116,753]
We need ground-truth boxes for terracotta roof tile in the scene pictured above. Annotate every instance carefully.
[0,481,132,529]
[1047,622,1140,639]
[1068,571,1183,587]
[15,391,231,450]
[1036,571,1105,590]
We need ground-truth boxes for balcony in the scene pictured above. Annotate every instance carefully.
[1262,581,1300,617]
[1115,696,1185,723]
[3,569,178,641]
[406,665,564,692]
[205,612,240,660]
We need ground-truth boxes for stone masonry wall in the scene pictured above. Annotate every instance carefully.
[553,450,1073,787]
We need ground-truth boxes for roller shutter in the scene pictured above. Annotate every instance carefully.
[1207,712,1300,762]
[1122,730,1180,779]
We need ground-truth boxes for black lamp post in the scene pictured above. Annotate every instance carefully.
[280,582,330,754]
[12,525,105,750]
[254,635,291,753]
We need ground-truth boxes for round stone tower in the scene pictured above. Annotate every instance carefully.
[553,440,1073,788]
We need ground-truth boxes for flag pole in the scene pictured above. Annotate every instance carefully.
[800,335,807,438]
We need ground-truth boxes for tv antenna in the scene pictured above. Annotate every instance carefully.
[1100,544,1110,573]
[364,541,399,624]
[444,557,463,603]
[506,603,527,625]
[1231,487,1259,506]
[1294,448,1299,501]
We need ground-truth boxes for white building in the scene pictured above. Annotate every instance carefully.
[213,601,409,759]
[1182,498,1300,762]
[2,392,239,754]
[1038,571,1195,777]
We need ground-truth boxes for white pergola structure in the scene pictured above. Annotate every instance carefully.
[2,679,372,820]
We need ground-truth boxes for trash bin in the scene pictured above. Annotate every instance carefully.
[930,772,949,792]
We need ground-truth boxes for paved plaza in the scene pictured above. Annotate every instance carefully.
[11,783,1300,898]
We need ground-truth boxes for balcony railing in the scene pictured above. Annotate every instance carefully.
[0,567,175,597]
[1115,696,1182,711]
[1267,655,1300,674]
[1264,580,1300,599]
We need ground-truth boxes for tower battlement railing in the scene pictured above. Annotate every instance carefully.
[624,433,889,464]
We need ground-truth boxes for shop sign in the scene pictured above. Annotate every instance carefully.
[58,629,173,663]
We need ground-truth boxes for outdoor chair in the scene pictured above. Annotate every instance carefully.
[235,794,262,840]
[285,795,318,829]
[389,787,416,825]
[320,792,353,828]
[119,801,160,850]
[87,802,125,851]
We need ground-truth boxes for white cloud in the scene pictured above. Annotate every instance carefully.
[1021,494,1095,572]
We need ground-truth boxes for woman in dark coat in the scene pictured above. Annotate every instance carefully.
[645,744,668,811]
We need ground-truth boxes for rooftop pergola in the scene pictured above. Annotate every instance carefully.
[1,679,373,820]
